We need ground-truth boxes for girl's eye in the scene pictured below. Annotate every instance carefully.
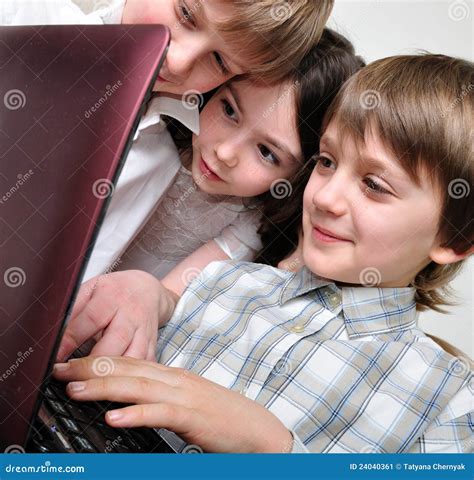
[179,1,196,27]
[364,177,390,195]
[221,99,237,121]
[315,155,336,170]
[258,144,280,166]
[213,52,229,75]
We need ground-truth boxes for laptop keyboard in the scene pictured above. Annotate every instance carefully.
[28,378,182,453]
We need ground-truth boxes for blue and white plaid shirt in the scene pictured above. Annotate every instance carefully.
[156,261,473,453]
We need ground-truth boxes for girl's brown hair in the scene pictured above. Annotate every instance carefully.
[255,29,365,266]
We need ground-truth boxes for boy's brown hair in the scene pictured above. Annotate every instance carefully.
[323,54,473,311]
[216,0,334,82]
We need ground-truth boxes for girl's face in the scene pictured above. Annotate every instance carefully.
[301,119,445,288]
[122,0,246,94]
[190,80,303,197]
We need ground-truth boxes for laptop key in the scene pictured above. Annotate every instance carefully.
[58,416,81,434]
[72,436,96,453]
[45,398,69,416]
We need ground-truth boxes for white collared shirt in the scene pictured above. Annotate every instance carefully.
[0,0,125,25]
[1,1,263,281]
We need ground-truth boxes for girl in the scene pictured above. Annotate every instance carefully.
[57,29,365,362]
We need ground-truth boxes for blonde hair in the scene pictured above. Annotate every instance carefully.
[215,1,334,82]
[323,54,474,312]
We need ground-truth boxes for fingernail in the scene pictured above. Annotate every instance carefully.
[107,410,124,422]
[68,381,85,392]
[53,363,69,372]
[69,358,81,363]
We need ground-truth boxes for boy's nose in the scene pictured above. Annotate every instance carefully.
[165,41,196,79]
[312,177,348,217]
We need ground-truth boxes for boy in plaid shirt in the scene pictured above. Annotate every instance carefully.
[55,54,473,453]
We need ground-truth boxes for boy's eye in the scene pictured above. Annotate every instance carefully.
[258,144,280,166]
[364,177,390,195]
[179,1,196,27]
[213,52,230,75]
[315,155,336,170]
[221,99,237,121]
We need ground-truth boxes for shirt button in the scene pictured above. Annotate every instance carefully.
[289,324,305,334]
[329,294,341,308]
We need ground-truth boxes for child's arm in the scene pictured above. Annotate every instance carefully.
[162,239,230,296]
[53,356,294,453]
[57,270,178,362]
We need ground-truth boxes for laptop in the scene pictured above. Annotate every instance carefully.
[0,24,186,453]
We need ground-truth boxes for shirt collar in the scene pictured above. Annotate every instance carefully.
[136,95,200,135]
[279,266,417,338]
[95,0,126,24]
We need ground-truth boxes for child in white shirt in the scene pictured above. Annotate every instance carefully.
[1,0,335,286]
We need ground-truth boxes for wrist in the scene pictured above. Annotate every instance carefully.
[157,281,179,328]
[258,425,294,453]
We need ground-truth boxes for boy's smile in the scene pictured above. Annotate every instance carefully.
[302,120,444,288]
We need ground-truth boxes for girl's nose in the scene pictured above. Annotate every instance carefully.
[214,141,239,168]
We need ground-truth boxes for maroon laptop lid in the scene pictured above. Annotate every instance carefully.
[0,24,169,450]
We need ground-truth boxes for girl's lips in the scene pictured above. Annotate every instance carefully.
[199,158,223,181]
[312,225,351,244]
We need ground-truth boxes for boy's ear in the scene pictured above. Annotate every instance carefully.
[429,245,474,265]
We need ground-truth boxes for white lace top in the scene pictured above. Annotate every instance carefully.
[117,166,263,278]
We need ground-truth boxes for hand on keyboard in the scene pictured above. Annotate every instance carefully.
[53,355,294,453]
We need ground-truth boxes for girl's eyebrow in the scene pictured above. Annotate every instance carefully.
[262,134,299,165]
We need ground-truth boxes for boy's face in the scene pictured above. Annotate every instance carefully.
[302,120,444,287]
[122,0,246,94]
[190,80,303,197]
